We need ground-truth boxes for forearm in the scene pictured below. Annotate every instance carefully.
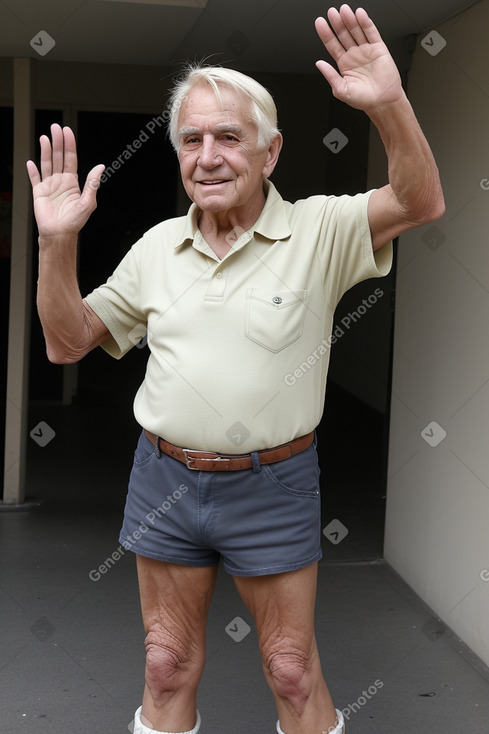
[37,235,108,363]
[367,92,445,225]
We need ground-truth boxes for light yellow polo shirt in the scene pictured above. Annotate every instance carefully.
[85,181,392,453]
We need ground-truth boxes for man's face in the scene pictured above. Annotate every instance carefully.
[177,83,276,218]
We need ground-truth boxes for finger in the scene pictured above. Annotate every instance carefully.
[315,60,345,98]
[340,4,369,46]
[80,163,106,202]
[50,123,64,174]
[62,126,78,175]
[39,133,53,180]
[315,16,345,62]
[26,160,41,188]
[355,7,383,44]
[325,6,357,51]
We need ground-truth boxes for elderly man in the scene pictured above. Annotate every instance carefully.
[27,5,444,734]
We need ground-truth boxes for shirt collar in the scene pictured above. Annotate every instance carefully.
[174,179,291,250]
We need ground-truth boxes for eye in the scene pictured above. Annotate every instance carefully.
[182,135,201,146]
[221,134,240,144]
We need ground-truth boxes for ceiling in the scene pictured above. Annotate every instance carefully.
[0,0,480,74]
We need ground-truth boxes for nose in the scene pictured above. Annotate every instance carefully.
[198,135,223,168]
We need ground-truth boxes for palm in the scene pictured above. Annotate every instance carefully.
[333,42,401,109]
[32,172,87,236]
[27,124,104,238]
[315,6,402,111]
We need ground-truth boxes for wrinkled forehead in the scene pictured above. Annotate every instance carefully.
[178,81,255,128]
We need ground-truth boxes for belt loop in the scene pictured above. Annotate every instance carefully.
[155,437,161,459]
[251,451,261,473]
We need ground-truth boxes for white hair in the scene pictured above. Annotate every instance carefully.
[168,63,280,151]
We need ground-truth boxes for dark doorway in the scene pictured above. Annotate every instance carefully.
[74,110,179,409]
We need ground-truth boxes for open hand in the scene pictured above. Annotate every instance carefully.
[315,5,403,112]
[26,124,105,238]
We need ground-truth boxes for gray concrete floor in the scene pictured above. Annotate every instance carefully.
[1,400,489,733]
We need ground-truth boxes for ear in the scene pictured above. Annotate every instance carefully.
[262,133,283,179]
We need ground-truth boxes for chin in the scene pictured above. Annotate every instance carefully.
[195,195,237,212]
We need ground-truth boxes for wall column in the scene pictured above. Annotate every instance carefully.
[1,58,34,506]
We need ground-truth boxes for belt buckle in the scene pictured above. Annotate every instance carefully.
[182,449,229,470]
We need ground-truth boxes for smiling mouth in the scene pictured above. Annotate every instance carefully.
[199,179,230,186]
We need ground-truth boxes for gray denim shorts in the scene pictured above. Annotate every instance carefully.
[119,430,323,577]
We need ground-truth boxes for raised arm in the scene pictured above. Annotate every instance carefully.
[27,123,109,363]
[315,5,445,250]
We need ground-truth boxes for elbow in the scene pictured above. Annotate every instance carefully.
[408,185,445,228]
[422,192,446,225]
[421,174,446,224]
[46,347,83,365]
[42,326,98,364]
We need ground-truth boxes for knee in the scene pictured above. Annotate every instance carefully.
[262,641,313,714]
[144,627,204,696]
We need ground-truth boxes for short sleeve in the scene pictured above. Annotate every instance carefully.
[84,244,145,359]
[315,190,393,308]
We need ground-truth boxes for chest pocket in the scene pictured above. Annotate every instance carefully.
[244,288,308,353]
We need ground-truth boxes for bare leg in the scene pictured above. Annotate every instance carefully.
[234,563,339,734]
[136,557,218,731]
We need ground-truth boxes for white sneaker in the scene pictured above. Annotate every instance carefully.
[276,708,345,734]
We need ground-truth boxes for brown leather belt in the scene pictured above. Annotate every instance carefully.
[144,430,314,471]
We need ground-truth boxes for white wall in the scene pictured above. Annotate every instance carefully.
[385,0,489,666]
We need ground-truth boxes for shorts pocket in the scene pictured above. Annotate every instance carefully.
[133,431,157,467]
[262,445,320,498]
[244,288,307,353]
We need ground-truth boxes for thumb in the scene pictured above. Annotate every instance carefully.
[80,163,106,202]
[316,60,344,96]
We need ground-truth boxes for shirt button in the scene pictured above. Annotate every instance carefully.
[272,296,282,304]
[216,272,223,279]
